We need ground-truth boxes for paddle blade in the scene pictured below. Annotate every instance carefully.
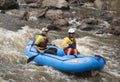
[27,55,38,63]
[74,55,78,58]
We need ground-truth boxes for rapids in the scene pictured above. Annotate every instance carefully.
[0,0,120,81]
[0,26,120,82]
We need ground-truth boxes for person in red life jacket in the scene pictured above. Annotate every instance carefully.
[34,27,49,52]
[61,28,79,56]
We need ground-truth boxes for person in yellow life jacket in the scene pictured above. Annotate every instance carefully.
[34,27,49,52]
[61,28,79,56]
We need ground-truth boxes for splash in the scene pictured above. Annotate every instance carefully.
[0,26,39,64]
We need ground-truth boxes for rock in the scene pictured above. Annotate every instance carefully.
[53,18,69,26]
[0,10,6,14]
[24,0,43,7]
[28,16,38,21]
[107,26,120,36]
[111,17,120,26]
[94,0,110,10]
[28,3,40,8]
[0,0,19,10]
[45,9,64,20]
[36,0,44,7]
[110,0,120,15]
[21,11,30,21]
[37,7,48,17]
[5,9,23,17]
[24,0,38,4]
[78,17,111,32]
[42,0,69,9]
[82,2,94,8]
[82,18,99,25]
[68,0,80,5]
[47,24,62,31]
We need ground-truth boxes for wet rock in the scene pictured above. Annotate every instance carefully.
[28,16,38,21]
[37,7,48,18]
[0,10,6,14]
[28,3,40,8]
[0,0,19,10]
[79,18,99,31]
[24,0,38,4]
[53,18,69,26]
[21,11,30,21]
[42,0,69,9]
[105,17,120,36]
[79,23,94,31]
[45,9,64,20]
[82,2,94,8]
[67,0,81,5]
[24,0,43,7]
[0,14,24,31]
[94,0,111,10]
[5,9,24,17]
[111,17,120,26]
[110,0,120,16]
[83,18,99,25]
[68,0,95,3]
[47,24,62,31]
[107,26,120,36]
[78,17,111,34]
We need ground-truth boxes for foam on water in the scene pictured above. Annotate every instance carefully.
[52,35,120,79]
[0,25,120,81]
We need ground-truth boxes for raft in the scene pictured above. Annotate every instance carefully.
[24,40,106,73]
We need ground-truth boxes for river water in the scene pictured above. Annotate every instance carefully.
[0,0,120,81]
[0,24,120,82]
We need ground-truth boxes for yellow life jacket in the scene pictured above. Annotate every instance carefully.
[61,37,76,49]
[34,35,48,50]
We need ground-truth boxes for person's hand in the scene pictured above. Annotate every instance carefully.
[68,42,76,48]
[68,42,73,47]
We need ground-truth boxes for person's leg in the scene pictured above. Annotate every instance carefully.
[74,49,78,55]
[67,48,72,55]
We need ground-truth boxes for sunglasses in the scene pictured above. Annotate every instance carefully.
[69,33,75,34]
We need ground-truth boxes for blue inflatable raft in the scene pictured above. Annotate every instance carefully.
[24,40,106,73]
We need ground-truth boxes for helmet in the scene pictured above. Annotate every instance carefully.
[68,28,75,33]
[41,27,48,32]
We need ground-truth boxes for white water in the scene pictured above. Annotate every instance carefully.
[0,26,120,82]
[17,0,26,5]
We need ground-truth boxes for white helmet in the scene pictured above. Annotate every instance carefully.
[68,28,75,33]
[41,27,48,32]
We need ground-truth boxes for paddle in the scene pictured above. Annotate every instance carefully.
[27,51,44,63]
[26,30,35,40]
[27,54,39,63]
[27,52,81,63]
[26,30,55,63]
[26,30,38,63]
[74,55,78,58]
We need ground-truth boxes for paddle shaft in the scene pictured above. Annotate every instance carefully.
[26,30,35,40]
[27,54,39,63]
[26,30,36,63]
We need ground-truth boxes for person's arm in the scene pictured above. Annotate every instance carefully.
[61,37,70,49]
[34,35,44,52]
[34,45,44,52]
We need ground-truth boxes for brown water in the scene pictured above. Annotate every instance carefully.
[0,26,120,82]
[0,0,120,81]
